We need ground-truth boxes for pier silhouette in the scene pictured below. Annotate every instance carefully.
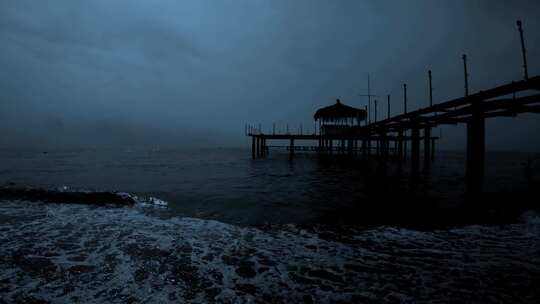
[247,20,540,194]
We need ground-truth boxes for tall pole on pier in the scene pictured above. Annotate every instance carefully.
[428,70,433,107]
[387,95,391,120]
[517,20,529,80]
[463,54,469,97]
[403,83,408,114]
[367,74,372,124]
[374,99,378,123]
[364,106,368,126]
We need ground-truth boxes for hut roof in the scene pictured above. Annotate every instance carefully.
[314,99,367,121]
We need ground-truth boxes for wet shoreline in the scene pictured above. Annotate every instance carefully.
[1,200,539,303]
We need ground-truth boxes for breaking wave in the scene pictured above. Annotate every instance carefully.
[1,200,539,303]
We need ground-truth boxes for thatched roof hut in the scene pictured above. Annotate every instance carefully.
[314,99,367,123]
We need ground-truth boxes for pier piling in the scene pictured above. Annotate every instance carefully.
[424,127,431,172]
[397,130,404,161]
[466,99,485,194]
[411,126,420,174]
[289,138,295,159]
[252,136,256,159]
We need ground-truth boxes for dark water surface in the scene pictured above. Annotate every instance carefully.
[1,148,539,303]
[0,148,537,226]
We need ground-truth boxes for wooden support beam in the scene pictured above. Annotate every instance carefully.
[411,126,420,174]
[431,138,436,162]
[466,100,485,194]
[403,134,408,161]
[380,129,388,159]
[423,127,431,173]
[482,104,540,118]
[289,138,295,159]
[366,76,540,129]
[251,136,256,159]
[397,130,404,161]
[328,138,334,155]
[417,93,540,124]
[327,139,331,154]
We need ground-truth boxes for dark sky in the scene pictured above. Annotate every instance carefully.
[1,0,539,150]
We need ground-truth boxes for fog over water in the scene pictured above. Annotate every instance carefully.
[1,1,540,150]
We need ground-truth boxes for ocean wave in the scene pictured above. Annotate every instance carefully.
[0,201,539,303]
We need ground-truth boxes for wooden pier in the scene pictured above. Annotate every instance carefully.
[246,20,540,194]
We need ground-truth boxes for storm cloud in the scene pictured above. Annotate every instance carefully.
[1,0,539,149]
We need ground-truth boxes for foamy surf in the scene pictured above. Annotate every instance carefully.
[134,196,169,208]
[0,201,539,303]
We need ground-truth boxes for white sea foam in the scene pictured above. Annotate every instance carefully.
[0,201,539,303]
[120,193,169,208]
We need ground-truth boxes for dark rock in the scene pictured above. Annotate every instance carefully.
[0,187,136,206]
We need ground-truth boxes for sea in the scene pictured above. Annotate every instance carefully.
[0,148,539,303]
